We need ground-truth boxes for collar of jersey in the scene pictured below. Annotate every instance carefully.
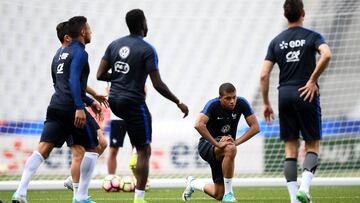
[69,40,85,48]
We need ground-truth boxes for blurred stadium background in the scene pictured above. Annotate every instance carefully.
[0,0,360,190]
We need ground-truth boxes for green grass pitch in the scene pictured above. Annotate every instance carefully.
[1,186,359,203]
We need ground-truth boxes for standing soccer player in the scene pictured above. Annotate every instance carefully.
[97,9,189,203]
[56,21,108,199]
[260,1,332,203]
[106,85,140,177]
[12,16,102,203]
[182,83,259,202]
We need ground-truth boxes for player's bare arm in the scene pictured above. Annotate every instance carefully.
[86,86,109,108]
[260,60,275,124]
[194,113,226,149]
[149,70,189,118]
[234,114,260,146]
[96,59,112,82]
[299,44,332,102]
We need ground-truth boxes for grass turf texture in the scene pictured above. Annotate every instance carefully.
[0,186,359,203]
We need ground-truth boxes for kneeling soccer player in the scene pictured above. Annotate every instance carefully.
[182,83,260,202]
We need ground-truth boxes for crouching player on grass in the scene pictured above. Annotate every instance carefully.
[182,83,260,202]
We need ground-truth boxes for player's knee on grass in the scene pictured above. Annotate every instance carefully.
[213,190,225,200]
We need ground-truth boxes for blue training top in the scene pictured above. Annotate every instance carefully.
[49,40,94,110]
[265,26,326,87]
[201,97,254,140]
[102,35,159,103]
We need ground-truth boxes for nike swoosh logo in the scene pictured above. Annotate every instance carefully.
[217,117,224,120]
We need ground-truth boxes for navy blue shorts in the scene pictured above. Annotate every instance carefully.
[110,119,127,148]
[109,99,152,147]
[278,86,322,141]
[198,138,224,183]
[40,107,99,148]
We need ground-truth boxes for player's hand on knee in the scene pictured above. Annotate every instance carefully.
[220,135,233,143]
[216,141,227,149]
[74,109,86,128]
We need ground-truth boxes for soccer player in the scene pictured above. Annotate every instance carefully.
[12,16,103,203]
[107,112,137,175]
[182,83,260,202]
[97,9,189,203]
[260,1,332,203]
[107,85,148,177]
[56,21,108,198]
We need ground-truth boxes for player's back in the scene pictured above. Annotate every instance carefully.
[267,26,325,87]
[104,35,158,103]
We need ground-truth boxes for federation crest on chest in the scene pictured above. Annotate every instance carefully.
[232,113,237,119]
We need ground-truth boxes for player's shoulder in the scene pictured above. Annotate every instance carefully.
[201,98,220,114]
[204,98,220,108]
[299,26,320,34]
[236,96,251,107]
[108,36,128,48]
[139,38,157,53]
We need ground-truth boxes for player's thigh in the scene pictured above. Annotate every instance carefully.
[110,119,127,148]
[126,104,152,147]
[40,108,69,148]
[279,88,300,141]
[297,96,322,141]
[69,110,99,149]
[198,139,217,163]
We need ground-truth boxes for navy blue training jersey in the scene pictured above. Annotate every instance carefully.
[49,40,94,110]
[102,35,159,103]
[201,97,254,140]
[265,26,326,87]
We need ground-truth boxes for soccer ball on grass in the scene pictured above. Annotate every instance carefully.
[102,175,122,192]
[121,175,136,192]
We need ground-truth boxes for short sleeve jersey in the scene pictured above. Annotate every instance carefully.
[201,97,254,140]
[102,35,158,103]
[265,26,326,87]
[49,40,92,110]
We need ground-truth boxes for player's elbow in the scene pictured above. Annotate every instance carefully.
[194,122,202,131]
[260,73,269,83]
[254,124,260,135]
[152,81,165,92]
[324,51,332,61]
[250,122,260,136]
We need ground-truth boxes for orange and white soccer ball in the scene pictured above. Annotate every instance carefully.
[121,175,136,192]
[102,175,122,192]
